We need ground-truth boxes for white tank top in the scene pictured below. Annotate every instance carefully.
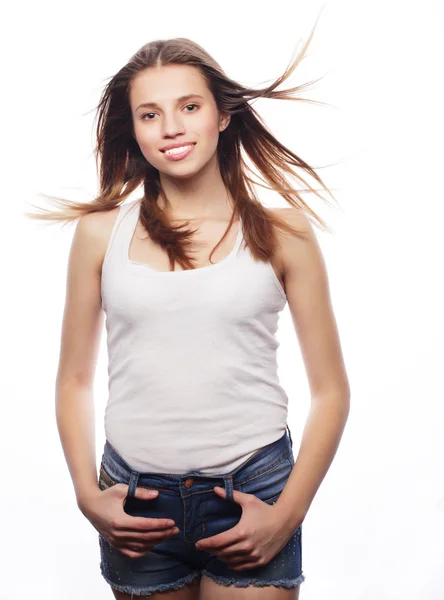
[101,198,289,474]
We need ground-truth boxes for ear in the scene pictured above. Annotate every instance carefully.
[219,114,231,132]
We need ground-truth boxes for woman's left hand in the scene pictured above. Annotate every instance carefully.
[195,486,297,570]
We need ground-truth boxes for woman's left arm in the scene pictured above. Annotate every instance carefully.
[273,208,351,533]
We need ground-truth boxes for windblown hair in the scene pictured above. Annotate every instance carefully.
[25,17,339,271]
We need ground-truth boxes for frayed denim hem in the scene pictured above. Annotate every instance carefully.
[201,569,305,588]
[99,564,202,597]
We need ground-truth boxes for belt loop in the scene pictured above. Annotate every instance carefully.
[127,471,140,499]
[224,475,234,502]
[286,425,293,448]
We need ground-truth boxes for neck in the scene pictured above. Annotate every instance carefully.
[157,153,234,220]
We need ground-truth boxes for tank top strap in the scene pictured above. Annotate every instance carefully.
[236,216,245,252]
[103,199,140,270]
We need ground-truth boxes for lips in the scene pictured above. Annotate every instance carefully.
[162,143,196,161]
[160,142,196,153]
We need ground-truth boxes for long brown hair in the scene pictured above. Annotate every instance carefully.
[25,16,339,271]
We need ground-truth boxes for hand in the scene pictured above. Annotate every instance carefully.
[195,486,295,570]
[80,485,179,559]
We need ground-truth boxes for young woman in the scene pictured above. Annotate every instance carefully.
[26,28,350,600]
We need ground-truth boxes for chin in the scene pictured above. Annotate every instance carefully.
[164,169,201,180]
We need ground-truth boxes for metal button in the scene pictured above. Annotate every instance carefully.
[184,478,194,488]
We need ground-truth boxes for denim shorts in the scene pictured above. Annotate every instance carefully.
[97,427,305,596]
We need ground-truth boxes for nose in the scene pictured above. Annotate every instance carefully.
[161,112,186,138]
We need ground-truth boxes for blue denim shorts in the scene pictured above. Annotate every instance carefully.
[97,427,305,596]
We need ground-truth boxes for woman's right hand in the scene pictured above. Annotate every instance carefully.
[80,484,179,558]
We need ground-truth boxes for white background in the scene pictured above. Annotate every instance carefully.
[2,0,443,598]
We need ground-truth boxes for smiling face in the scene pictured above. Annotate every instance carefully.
[129,64,230,178]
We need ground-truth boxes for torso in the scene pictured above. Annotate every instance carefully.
[100,205,286,292]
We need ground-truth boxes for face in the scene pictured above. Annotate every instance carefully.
[129,64,230,178]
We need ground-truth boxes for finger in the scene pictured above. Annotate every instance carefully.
[115,516,176,532]
[218,545,251,559]
[116,484,159,501]
[121,547,147,559]
[118,541,160,558]
[117,527,179,542]
[115,523,178,537]
[133,486,159,500]
[116,528,179,556]
[197,530,239,551]
[119,541,146,551]
[202,537,243,553]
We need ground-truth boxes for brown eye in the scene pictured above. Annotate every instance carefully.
[141,104,198,121]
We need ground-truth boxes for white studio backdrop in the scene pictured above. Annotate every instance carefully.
[1,0,443,598]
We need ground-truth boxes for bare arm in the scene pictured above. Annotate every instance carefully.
[273,209,351,529]
[55,207,119,513]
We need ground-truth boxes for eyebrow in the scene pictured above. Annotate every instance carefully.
[135,94,205,112]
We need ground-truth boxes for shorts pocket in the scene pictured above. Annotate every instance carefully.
[263,492,281,505]
[238,453,293,505]
[98,465,118,491]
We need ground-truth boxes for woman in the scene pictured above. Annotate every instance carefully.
[26,29,350,600]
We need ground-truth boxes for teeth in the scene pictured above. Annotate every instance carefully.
[165,145,192,155]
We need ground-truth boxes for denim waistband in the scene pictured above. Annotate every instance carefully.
[101,426,294,503]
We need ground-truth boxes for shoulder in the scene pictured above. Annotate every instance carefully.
[73,203,123,273]
[269,206,312,235]
[268,206,322,277]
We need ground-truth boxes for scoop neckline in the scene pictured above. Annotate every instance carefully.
[126,201,244,277]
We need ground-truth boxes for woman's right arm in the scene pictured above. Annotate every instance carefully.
[55,207,119,514]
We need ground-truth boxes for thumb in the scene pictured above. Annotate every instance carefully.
[214,486,248,506]
[134,486,159,499]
